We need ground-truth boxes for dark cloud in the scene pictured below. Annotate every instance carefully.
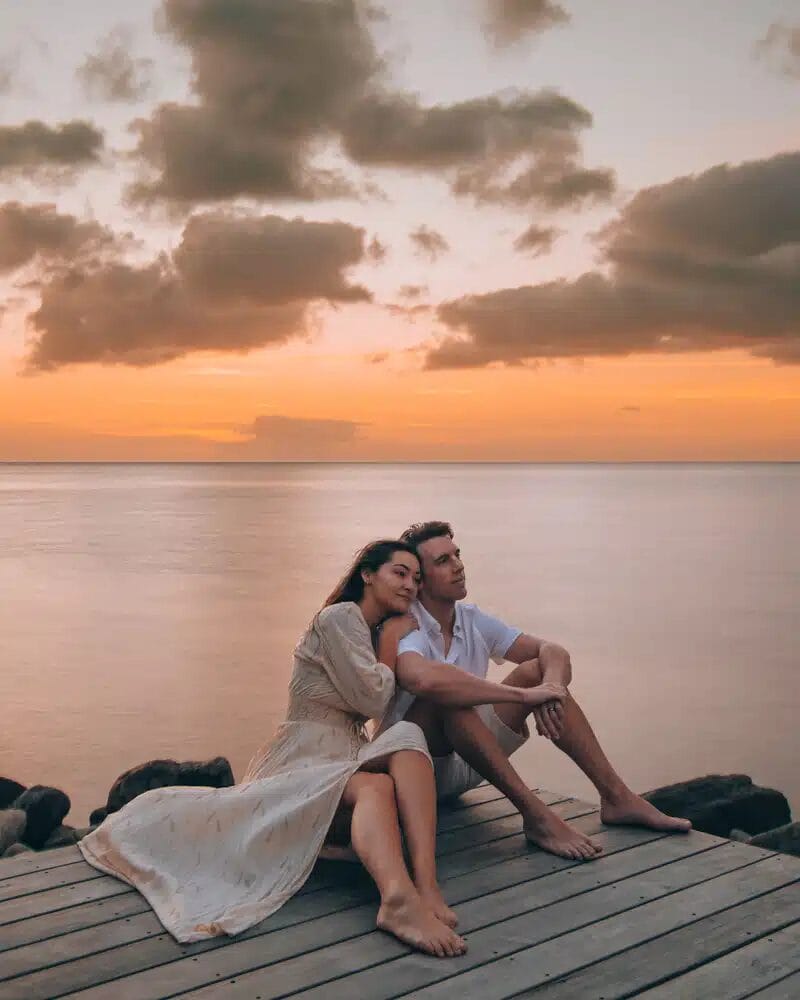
[0,202,116,273]
[427,151,800,368]
[129,0,608,210]
[24,212,372,371]
[513,222,560,255]
[222,414,362,459]
[0,121,104,178]
[483,0,570,47]
[410,225,450,261]
[343,90,613,210]
[172,212,370,304]
[130,0,381,203]
[77,27,154,102]
[755,22,800,79]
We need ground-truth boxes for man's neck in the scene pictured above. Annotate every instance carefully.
[418,594,457,636]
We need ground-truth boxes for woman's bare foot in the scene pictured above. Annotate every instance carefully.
[524,809,603,861]
[417,882,459,928]
[377,887,467,957]
[601,791,692,832]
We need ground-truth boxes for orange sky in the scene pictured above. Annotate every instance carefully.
[1,1,799,461]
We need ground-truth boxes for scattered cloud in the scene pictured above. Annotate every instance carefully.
[23,211,373,371]
[127,0,609,211]
[410,225,450,261]
[0,52,20,95]
[366,235,388,262]
[620,405,641,413]
[77,27,154,102]
[222,414,363,459]
[755,22,800,79]
[483,0,570,47]
[426,150,800,368]
[399,284,428,299]
[0,202,118,273]
[0,120,104,179]
[513,222,560,256]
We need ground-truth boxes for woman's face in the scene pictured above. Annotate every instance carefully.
[364,550,420,616]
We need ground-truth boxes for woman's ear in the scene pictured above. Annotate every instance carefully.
[361,569,372,588]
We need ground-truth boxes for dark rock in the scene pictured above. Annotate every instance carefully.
[89,807,108,826]
[106,760,181,813]
[2,841,33,858]
[644,774,791,838]
[0,809,27,854]
[0,777,26,809]
[177,757,234,788]
[748,822,800,857]
[44,824,80,849]
[12,786,71,849]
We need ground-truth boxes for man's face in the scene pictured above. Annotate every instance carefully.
[417,535,467,602]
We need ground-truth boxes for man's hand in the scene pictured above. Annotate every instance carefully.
[522,682,567,741]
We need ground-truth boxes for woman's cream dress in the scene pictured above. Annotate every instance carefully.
[77,602,432,943]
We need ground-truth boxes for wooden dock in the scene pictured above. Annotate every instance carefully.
[1,785,799,998]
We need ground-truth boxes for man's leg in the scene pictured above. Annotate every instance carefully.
[494,660,691,833]
[405,699,603,860]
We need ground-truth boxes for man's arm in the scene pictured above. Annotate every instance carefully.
[396,651,560,708]
[505,633,572,687]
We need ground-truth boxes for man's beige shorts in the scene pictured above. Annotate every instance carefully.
[433,704,528,801]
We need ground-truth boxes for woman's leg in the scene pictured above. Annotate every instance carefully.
[385,749,458,928]
[336,772,466,957]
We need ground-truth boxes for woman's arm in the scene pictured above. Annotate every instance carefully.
[396,651,564,709]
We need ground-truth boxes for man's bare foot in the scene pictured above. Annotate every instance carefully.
[417,883,459,928]
[601,791,692,832]
[377,887,466,957]
[524,810,603,861]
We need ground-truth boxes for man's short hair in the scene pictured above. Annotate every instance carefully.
[400,521,454,556]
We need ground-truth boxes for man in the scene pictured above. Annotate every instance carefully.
[376,521,690,861]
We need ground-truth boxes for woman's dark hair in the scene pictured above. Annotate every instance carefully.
[324,539,419,608]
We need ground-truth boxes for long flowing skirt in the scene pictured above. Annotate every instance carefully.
[77,721,429,942]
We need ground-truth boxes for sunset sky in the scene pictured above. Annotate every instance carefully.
[1,0,798,460]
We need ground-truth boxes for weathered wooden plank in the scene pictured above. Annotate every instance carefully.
[628,921,800,1000]
[0,848,81,882]
[10,802,606,1000]
[518,887,800,998]
[277,840,772,1000]
[0,863,105,906]
[0,786,550,910]
[403,854,800,999]
[0,790,569,944]
[0,795,584,994]
[745,971,800,998]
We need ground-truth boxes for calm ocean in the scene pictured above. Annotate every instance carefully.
[2,463,797,825]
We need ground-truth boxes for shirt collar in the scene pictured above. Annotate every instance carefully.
[412,600,463,637]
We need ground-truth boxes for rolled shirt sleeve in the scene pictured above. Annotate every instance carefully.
[472,607,522,664]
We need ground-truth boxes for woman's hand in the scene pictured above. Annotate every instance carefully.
[380,613,419,641]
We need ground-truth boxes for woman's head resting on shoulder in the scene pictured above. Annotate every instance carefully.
[324,540,421,621]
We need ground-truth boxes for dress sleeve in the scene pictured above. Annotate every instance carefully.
[314,603,396,719]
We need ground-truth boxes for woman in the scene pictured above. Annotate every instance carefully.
[78,540,562,954]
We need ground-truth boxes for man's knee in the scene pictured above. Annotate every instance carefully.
[504,657,542,688]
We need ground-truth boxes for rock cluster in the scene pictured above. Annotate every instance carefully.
[0,756,235,859]
[644,773,798,854]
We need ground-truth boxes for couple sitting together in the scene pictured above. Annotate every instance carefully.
[79,520,690,958]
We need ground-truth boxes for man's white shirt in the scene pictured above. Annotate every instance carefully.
[376,600,521,733]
